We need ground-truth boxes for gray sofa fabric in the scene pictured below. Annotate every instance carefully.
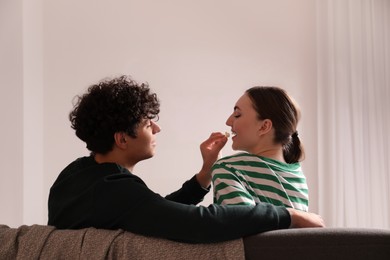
[244,227,390,260]
[1,224,389,259]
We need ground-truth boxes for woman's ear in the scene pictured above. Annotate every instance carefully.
[258,119,273,136]
[114,132,127,149]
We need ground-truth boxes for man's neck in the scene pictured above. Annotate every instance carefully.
[94,152,135,172]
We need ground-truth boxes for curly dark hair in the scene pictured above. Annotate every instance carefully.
[69,75,160,154]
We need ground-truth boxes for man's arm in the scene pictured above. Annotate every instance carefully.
[95,175,324,244]
[164,132,228,204]
[165,175,209,205]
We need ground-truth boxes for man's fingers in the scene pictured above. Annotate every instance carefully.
[202,134,227,149]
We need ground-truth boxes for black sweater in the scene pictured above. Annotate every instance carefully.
[48,156,291,243]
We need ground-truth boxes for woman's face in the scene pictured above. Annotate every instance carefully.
[226,93,263,153]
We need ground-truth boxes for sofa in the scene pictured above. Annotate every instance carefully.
[1,224,389,259]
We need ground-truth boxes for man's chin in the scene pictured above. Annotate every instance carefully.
[138,153,155,163]
[147,151,156,159]
[146,153,155,159]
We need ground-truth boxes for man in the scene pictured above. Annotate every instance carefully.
[48,75,324,243]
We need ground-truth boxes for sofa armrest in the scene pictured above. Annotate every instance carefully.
[243,228,390,260]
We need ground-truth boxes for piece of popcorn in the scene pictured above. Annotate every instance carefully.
[225,132,230,138]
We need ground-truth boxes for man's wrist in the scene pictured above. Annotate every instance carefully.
[286,208,296,228]
[195,169,212,189]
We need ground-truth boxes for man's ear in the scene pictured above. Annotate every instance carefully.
[258,119,273,136]
[114,132,127,149]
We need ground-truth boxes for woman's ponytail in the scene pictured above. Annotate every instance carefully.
[283,131,304,164]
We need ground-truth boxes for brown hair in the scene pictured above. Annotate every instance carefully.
[246,86,304,163]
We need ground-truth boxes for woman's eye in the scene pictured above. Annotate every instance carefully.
[234,114,241,118]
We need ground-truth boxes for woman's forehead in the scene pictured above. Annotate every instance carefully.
[235,94,253,109]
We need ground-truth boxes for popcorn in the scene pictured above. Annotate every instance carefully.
[225,132,230,138]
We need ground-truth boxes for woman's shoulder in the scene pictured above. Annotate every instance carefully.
[215,152,261,165]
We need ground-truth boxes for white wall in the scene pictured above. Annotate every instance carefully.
[1,0,318,226]
[0,0,23,227]
[23,0,44,225]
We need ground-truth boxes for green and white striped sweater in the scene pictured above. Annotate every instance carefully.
[211,152,309,211]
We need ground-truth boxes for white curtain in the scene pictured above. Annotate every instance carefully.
[317,0,390,228]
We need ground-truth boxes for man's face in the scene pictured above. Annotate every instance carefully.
[127,118,161,162]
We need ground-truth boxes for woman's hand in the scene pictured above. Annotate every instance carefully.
[196,132,228,188]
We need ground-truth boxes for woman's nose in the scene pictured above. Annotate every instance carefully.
[226,115,233,126]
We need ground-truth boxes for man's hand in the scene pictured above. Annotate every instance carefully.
[196,132,228,188]
[287,208,325,228]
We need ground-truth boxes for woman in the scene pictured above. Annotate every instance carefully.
[212,86,309,211]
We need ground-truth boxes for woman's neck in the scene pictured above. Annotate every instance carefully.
[250,146,285,163]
